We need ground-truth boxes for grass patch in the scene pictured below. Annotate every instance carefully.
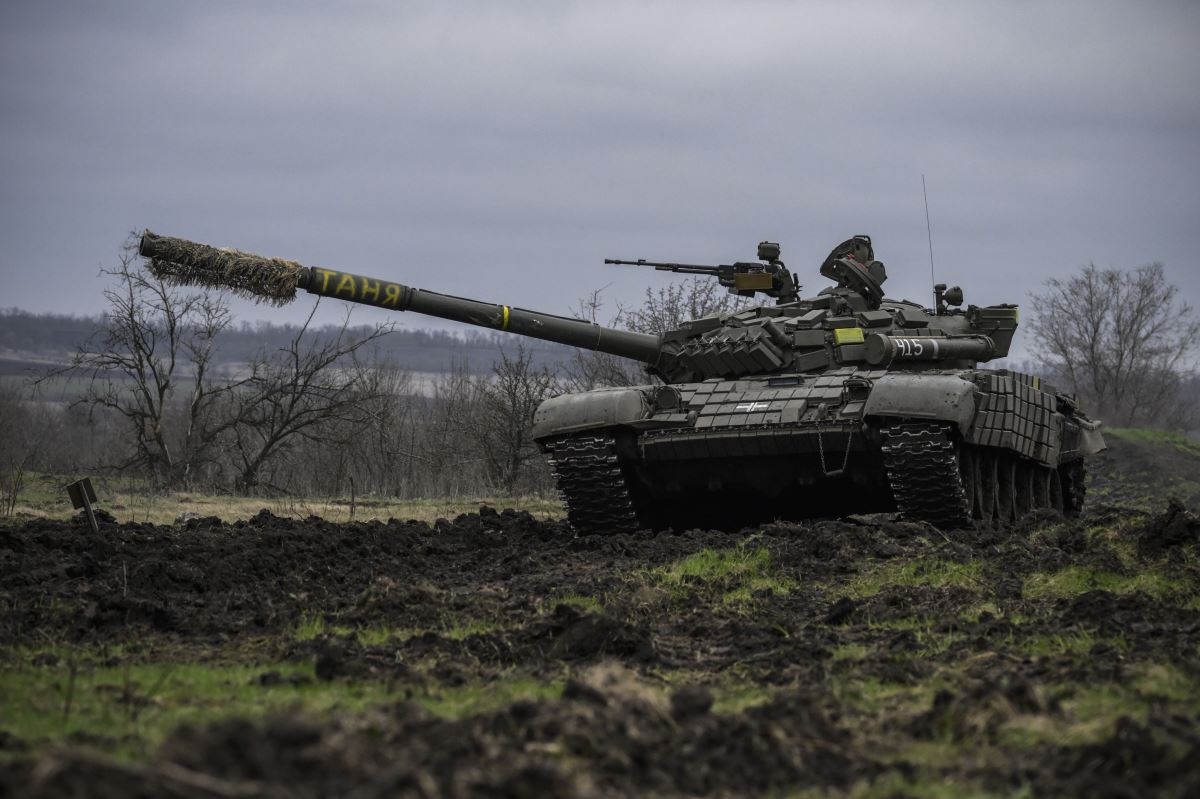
[647,669,775,715]
[436,617,506,641]
[290,613,330,641]
[1,472,564,526]
[655,541,798,606]
[862,618,963,658]
[957,600,1035,625]
[0,657,560,761]
[1000,663,1200,749]
[539,593,604,614]
[832,643,870,661]
[832,676,940,715]
[1007,630,1127,657]
[1105,427,1200,455]
[710,683,775,714]
[1130,662,1198,703]
[288,614,503,644]
[1022,565,1187,600]
[844,559,982,600]
[830,772,1028,799]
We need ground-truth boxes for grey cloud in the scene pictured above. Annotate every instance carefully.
[1,0,1197,349]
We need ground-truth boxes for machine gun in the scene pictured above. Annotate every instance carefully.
[605,241,799,304]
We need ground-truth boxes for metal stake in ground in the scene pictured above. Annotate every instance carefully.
[66,478,99,534]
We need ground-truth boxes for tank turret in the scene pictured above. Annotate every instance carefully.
[139,231,1103,535]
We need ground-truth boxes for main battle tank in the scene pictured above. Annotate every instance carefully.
[139,231,1105,534]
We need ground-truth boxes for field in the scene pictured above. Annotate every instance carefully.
[1,433,1198,797]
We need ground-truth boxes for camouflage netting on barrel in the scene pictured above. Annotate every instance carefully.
[140,230,304,306]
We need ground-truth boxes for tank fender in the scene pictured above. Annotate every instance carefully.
[531,387,651,441]
[863,373,977,431]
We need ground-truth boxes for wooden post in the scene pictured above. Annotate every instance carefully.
[66,478,99,534]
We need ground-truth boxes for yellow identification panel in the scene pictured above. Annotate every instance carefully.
[733,273,774,291]
[833,327,865,345]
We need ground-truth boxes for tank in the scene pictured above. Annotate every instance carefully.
[139,231,1105,534]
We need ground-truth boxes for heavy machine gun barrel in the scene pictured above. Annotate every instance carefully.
[604,258,722,276]
[138,231,662,363]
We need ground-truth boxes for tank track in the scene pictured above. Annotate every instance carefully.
[545,434,642,536]
[880,421,973,529]
[882,421,1087,529]
[1059,459,1087,517]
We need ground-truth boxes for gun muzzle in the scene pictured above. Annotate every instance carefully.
[138,230,306,305]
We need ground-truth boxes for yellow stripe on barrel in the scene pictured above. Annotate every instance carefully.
[502,305,510,331]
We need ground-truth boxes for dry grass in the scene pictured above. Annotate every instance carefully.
[2,472,563,526]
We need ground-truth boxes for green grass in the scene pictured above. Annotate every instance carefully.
[844,559,982,600]
[1022,565,1188,600]
[1007,630,1127,657]
[654,541,798,606]
[820,772,1031,799]
[539,593,604,614]
[709,682,775,714]
[832,676,940,715]
[998,662,1200,748]
[1105,427,1200,454]
[289,613,506,644]
[831,643,870,661]
[864,618,964,658]
[0,657,562,761]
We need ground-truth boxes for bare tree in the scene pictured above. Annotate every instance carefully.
[469,344,557,494]
[0,383,55,516]
[224,305,394,492]
[561,278,750,390]
[616,277,750,334]
[1029,262,1200,428]
[559,288,645,391]
[52,238,236,487]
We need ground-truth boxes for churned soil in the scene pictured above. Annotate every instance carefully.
[2,498,1199,797]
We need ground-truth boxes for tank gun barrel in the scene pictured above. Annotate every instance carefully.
[138,231,662,363]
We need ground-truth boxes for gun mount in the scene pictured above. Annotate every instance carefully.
[138,230,1102,535]
[605,240,800,304]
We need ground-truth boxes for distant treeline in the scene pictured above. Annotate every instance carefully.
[0,308,572,374]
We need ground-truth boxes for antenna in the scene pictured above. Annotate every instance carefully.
[922,174,936,308]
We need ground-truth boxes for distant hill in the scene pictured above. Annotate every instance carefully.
[0,308,575,375]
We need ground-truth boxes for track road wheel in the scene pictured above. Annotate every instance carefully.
[962,447,985,521]
[978,451,999,522]
[1049,467,1065,513]
[1059,459,1086,517]
[1014,461,1035,519]
[996,456,1016,523]
[1033,465,1051,510]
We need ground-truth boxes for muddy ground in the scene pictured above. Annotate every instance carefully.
[2,487,1199,798]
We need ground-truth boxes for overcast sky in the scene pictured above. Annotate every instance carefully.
[2,1,1197,351]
